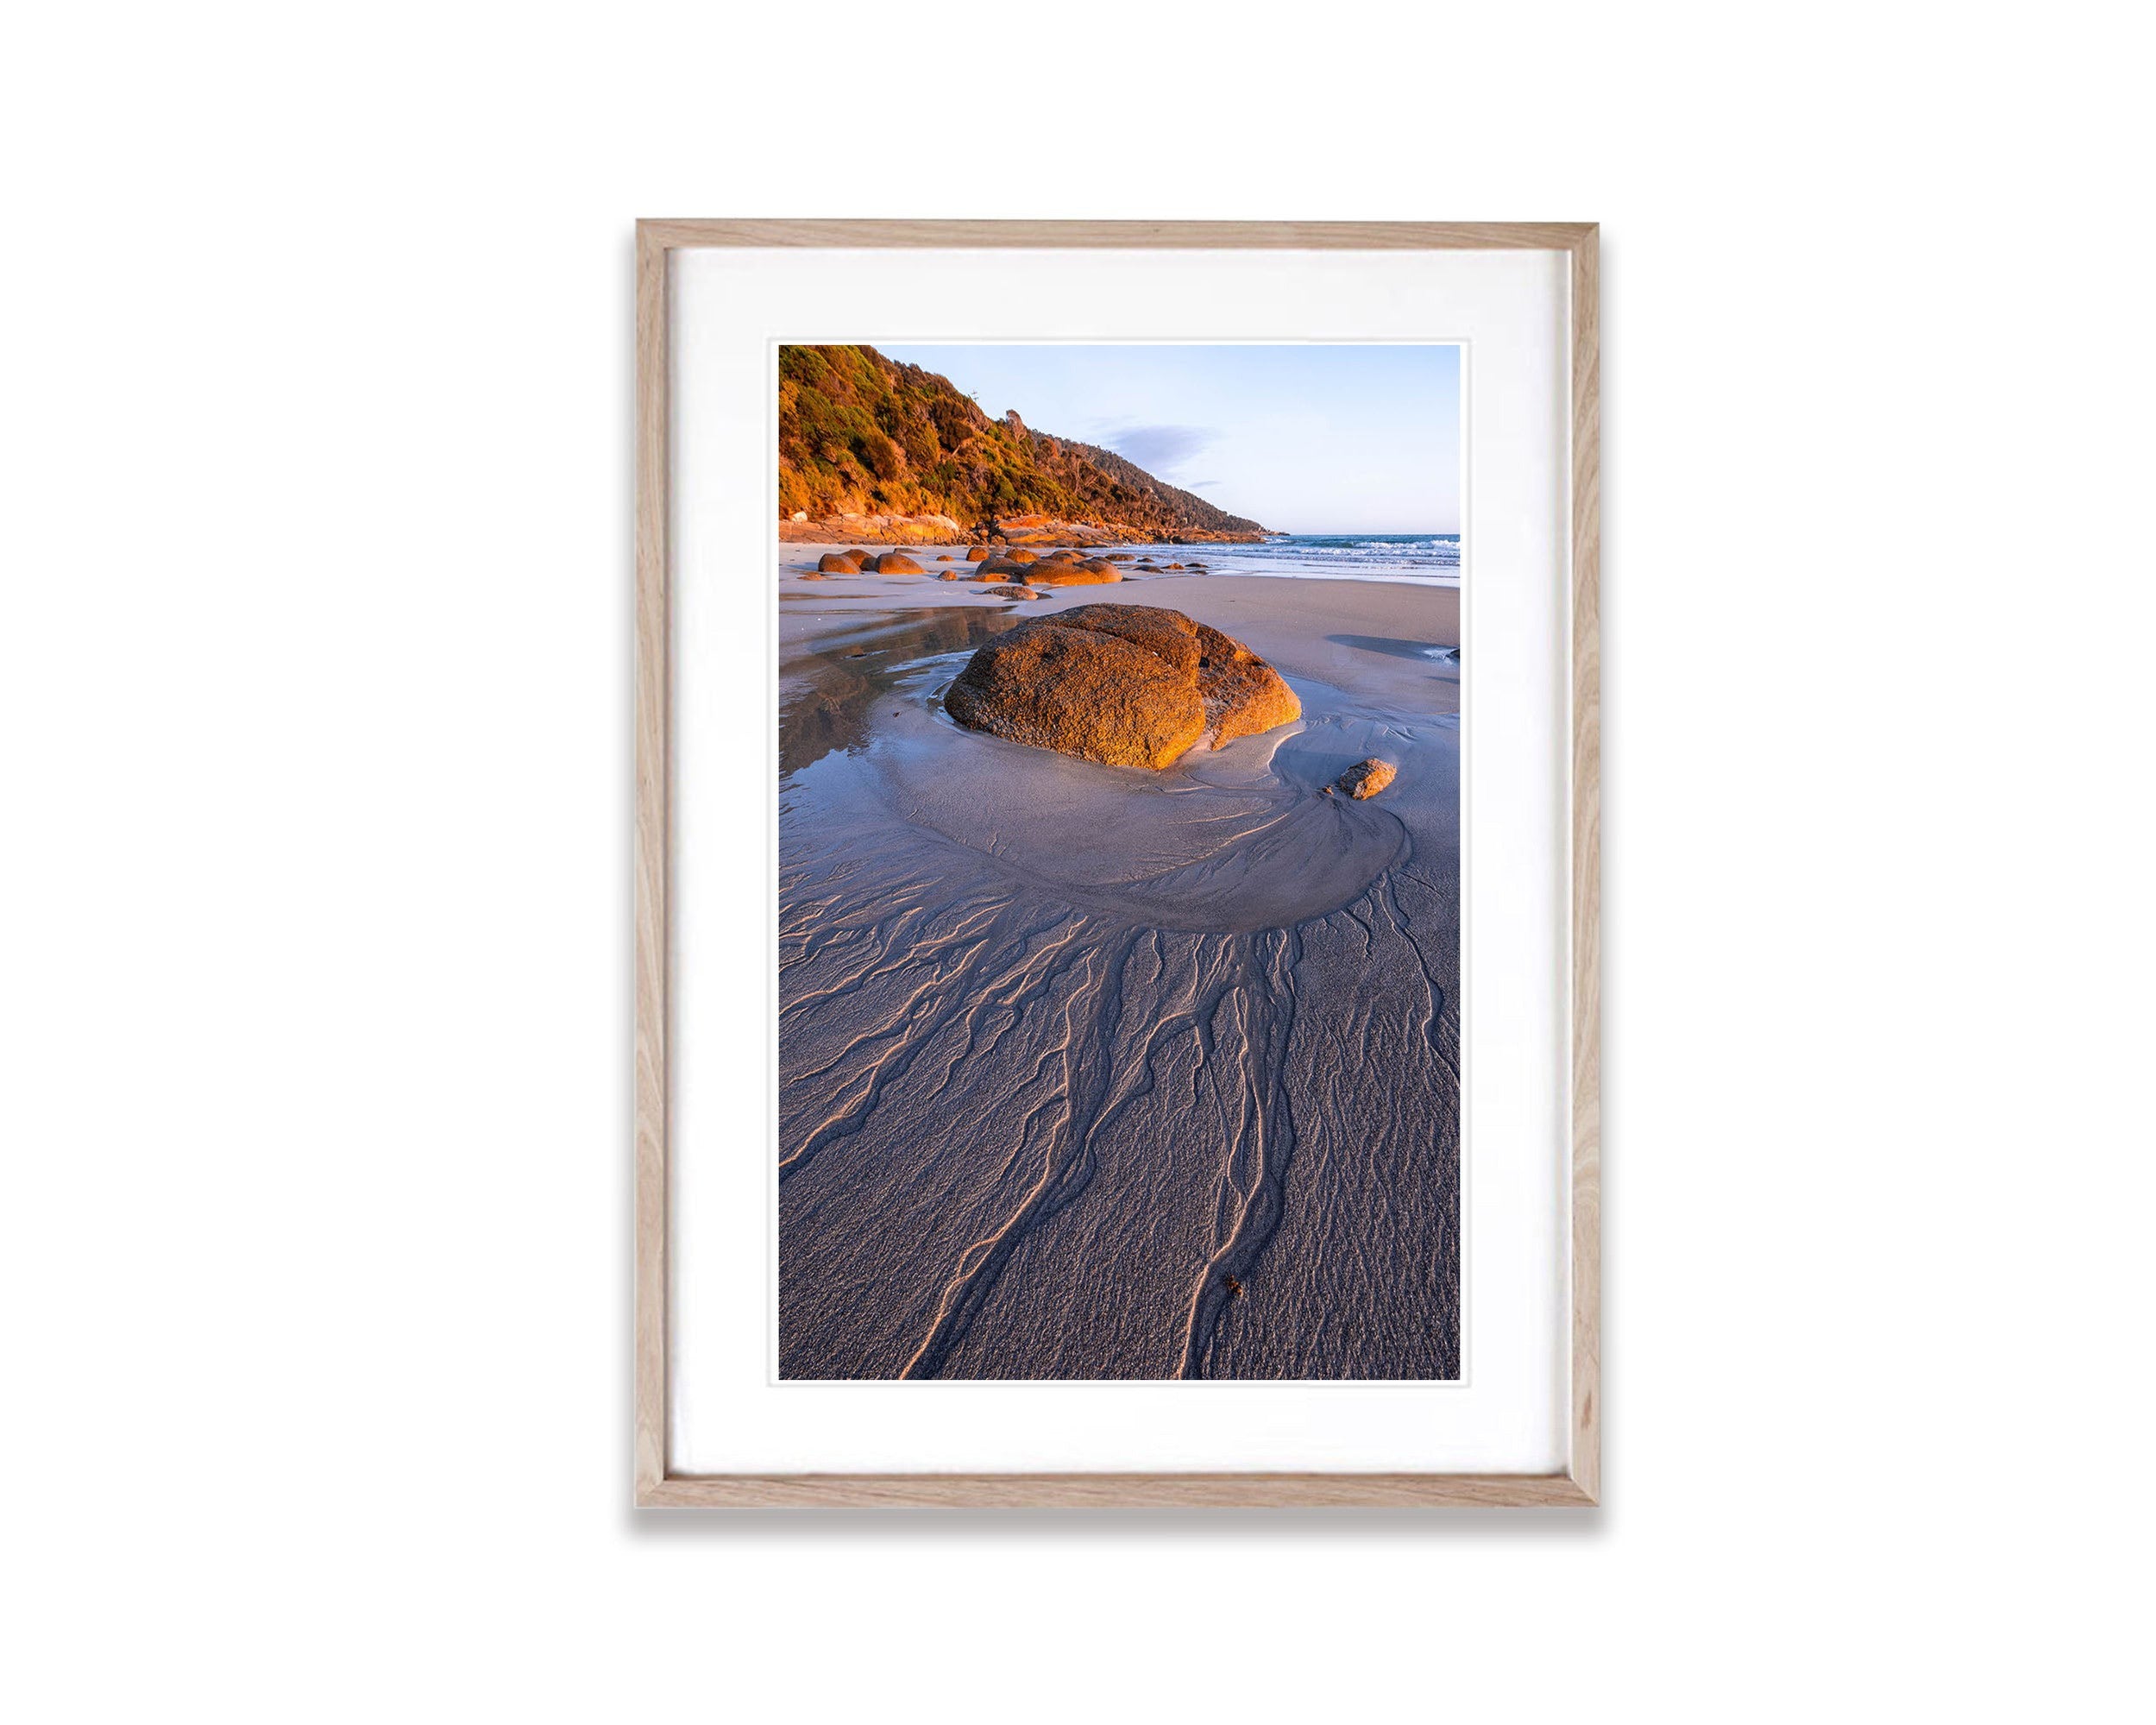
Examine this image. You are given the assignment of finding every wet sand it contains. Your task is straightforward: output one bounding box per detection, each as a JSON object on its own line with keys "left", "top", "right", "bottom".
{"left": 777, "top": 545, "right": 1460, "bottom": 1378}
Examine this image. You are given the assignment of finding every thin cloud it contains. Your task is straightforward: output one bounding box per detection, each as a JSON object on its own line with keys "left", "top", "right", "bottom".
{"left": 1097, "top": 422, "right": 1217, "bottom": 477}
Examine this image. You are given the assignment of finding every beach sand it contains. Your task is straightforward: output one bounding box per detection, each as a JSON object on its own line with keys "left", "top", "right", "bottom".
{"left": 776, "top": 545, "right": 1460, "bottom": 1378}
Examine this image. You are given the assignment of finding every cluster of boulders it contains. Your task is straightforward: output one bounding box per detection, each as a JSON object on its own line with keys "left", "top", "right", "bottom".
{"left": 945, "top": 604, "right": 1300, "bottom": 770}
{"left": 803, "top": 544, "right": 1209, "bottom": 593}
{"left": 990, "top": 515, "right": 1127, "bottom": 547}
{"left": 812, "top": 547, "right": 923, "bottom": 576}
{"left": 778, "top": 512, "right": 967, "bottom": 545}
{"left": 973, "top": 548, "right": 1122, "bottom": 587}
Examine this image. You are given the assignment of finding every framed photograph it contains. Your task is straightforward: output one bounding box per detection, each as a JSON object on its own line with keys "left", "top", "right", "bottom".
{"left": 636, "top": 221, "right": 1599, "bottom": 1506}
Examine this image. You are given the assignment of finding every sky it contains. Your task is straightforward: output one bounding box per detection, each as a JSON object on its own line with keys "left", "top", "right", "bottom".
{"left": 876, "top": 344, "right": 1460, "bottom": 536}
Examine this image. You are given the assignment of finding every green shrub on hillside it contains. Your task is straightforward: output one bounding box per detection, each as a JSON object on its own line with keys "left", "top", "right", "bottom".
{"left": 776, "top": 344, "right": 1263, "bottom": 538}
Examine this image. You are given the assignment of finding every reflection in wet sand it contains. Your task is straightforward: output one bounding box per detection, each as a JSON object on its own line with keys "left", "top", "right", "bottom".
{"left": 779, "top": 608, "right": 1023, "bottom": 778}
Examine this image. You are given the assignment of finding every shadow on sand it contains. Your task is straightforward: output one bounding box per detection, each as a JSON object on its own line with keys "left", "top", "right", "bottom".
{"left": 1325, "top": 633, "right": 1455, "bottom": 664}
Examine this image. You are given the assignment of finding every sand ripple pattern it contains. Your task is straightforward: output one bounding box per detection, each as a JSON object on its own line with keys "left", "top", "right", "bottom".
{"left": 777, "top": 714, "right": 1461, "bottom": 1380}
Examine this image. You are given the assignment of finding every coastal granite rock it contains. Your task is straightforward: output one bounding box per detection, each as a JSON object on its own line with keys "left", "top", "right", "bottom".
{"left": 945, "top": 604, "right": 1300, "bottom": 770}
{"left": 977, "top": 552, "right": 1121, "bottom": 586}
{"left": 1334, "top": 758, "right": 1398, "bottom": 799}
{"left": 777, "top": 511, "right": 967, "bottom": 545}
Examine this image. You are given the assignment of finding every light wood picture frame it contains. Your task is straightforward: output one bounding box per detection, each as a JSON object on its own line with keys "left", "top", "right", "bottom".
{"left": 635, "top": 220, "right": 1599, "bottom": 1507}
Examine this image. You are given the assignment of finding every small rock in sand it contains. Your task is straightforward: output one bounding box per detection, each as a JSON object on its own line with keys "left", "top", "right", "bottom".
{"left": 981, "top": 584, "right": 1040, "bottom": 600}
{"left": 965, "top": 545, "right": 993, "bottom": 561}
{"left": 1334, "top": 759, "right": 1398, "bottom": 800}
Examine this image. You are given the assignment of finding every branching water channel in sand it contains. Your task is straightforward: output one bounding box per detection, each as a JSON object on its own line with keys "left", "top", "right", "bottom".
{"left": 776, "top": 601, "right": 1461, "bottom": 1381}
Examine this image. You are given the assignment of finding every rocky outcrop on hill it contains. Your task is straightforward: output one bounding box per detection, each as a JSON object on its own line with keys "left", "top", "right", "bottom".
{"left": 778, "top": 513, "right": 968, "bottom": 545}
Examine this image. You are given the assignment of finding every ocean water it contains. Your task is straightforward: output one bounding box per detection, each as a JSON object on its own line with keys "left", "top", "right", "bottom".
{"left": 1128, "top": 532, "right": 1460, "bottom": 585}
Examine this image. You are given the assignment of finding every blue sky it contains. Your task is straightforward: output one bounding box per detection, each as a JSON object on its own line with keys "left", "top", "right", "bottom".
{"left": 877, "top": 344, "right": 1461, "bottom": 535}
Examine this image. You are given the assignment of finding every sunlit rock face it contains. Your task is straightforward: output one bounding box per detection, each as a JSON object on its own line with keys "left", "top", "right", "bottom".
{"left": 944, "top": 605, "right": 1300, "bottom": 771}
{"left": 1335, "top": 758, "right": 1399, "bottom": 800}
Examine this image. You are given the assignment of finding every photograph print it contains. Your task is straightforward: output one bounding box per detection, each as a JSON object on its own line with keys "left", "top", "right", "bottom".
{"left": 775, "top": 342, "right": 1462, "bottom": 1380}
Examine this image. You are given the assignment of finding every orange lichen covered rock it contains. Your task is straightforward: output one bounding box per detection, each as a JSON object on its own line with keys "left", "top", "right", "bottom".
{"left": 1028, "top": 561, "right": 1122, "bottom": 586}
{"left": 817, "top": 552, "right": 862, "bottom": 573}
{"left": 944, "top": 604, "right": 1299, "bottom": 770}
{"left": 871, "top": 551, "right": 924, "bottom": 574}
{"left": 1334, "top": 758, "right": 1398, "bottom": 800}
{"left": 1195, "top": 620, "right": 1303, "bottom": 747}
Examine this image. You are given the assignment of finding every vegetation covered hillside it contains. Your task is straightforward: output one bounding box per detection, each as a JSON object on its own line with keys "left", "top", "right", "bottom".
{"left": 777, "top": 345, "right": 1265, "bottom": 541}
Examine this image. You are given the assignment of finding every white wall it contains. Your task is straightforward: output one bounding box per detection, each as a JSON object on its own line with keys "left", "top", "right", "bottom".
{"left": 3, "top": 4, "right": 2147, "bottom": 1720}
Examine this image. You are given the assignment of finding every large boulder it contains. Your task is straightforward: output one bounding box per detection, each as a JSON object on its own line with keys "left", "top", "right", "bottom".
{"left": 871, "top": 551, "right": 924, "bottom": 574}
{"left": 944, "top": 604, "right": 1299, "bottom": 770}
{"left": 817, "top": 552, "right": 861, "bottom": 573}
{"left": 965, "top": 545, "right": 993, "bottom": 561}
